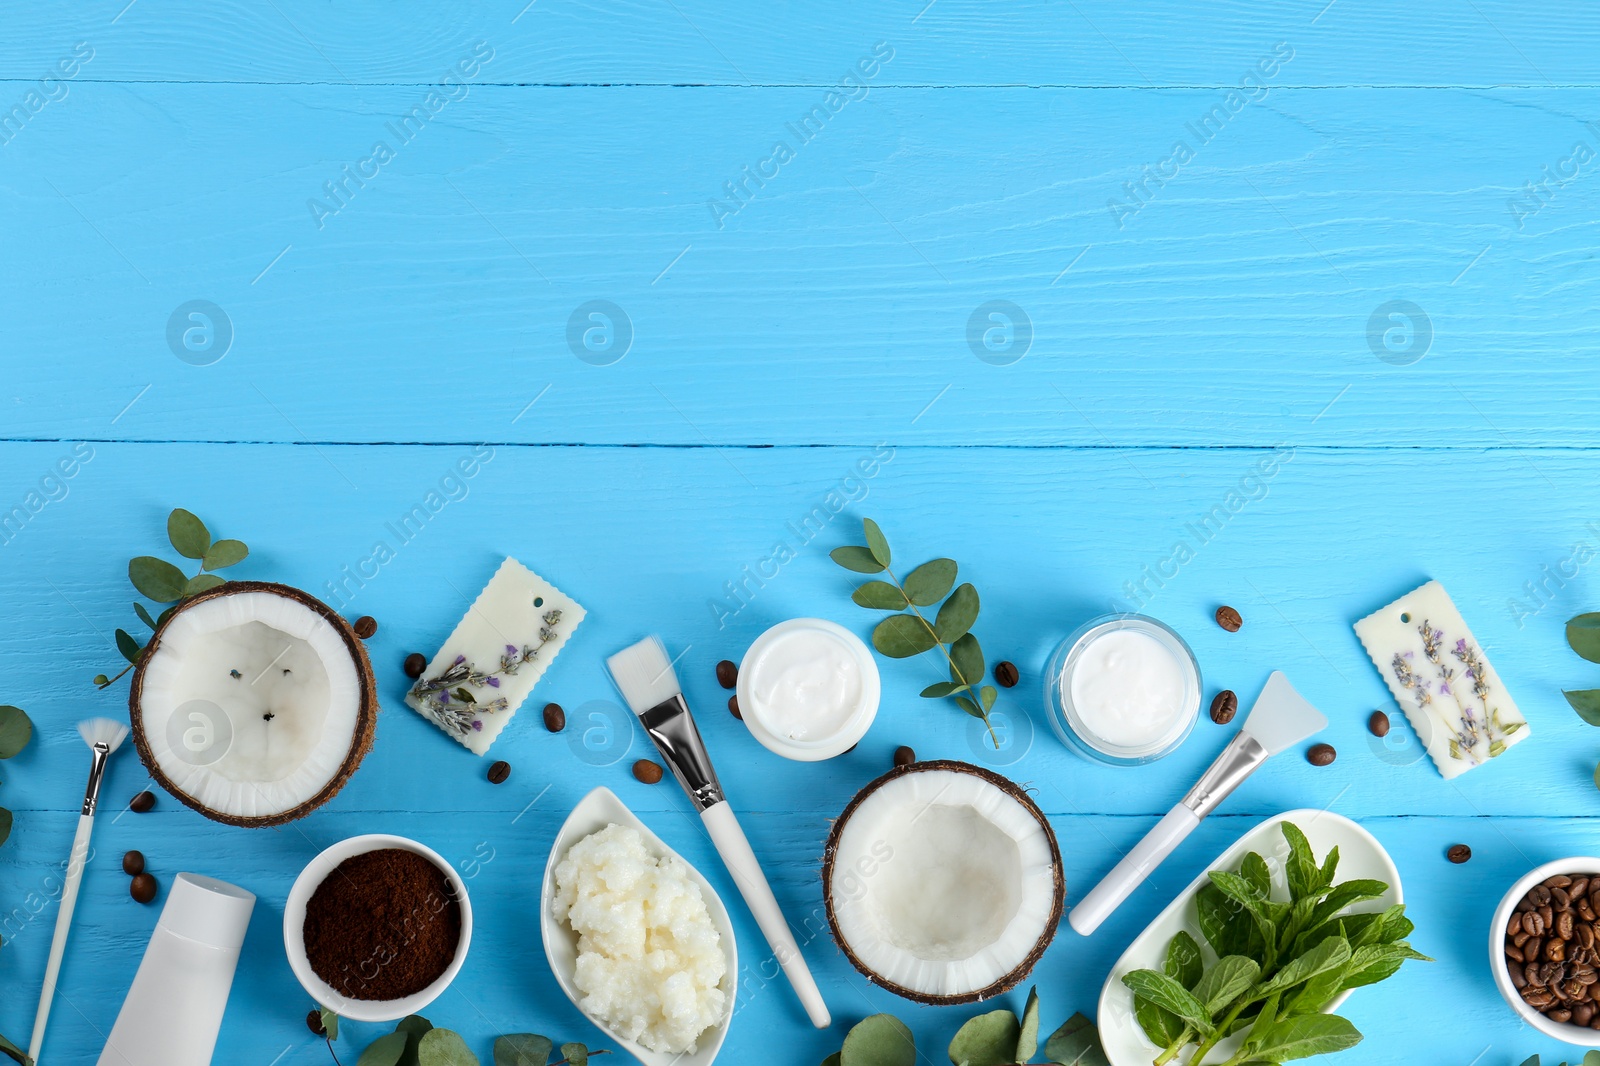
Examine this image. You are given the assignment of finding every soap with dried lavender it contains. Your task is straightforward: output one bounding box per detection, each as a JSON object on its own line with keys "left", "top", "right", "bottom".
{"left": 405, "top": 558, "right": 586, "bottom": 754}
{"left": 1353, "top": 579, "right": 1528, "bottom": 779}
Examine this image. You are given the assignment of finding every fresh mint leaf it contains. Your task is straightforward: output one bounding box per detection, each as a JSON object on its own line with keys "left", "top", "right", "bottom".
{"left": 1121, "top": 970, "right": 1214, "bottom": 1033}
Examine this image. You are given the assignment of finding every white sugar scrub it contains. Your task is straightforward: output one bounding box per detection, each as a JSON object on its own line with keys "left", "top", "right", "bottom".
{"left": 1044, "top": 615, "right": 1200, "bottom": 764}
{"left": 736, "top": 618, "right": 880, "bottom": 761}
{"left": 552, "top": 824, "right": 728, "bottom": 1055}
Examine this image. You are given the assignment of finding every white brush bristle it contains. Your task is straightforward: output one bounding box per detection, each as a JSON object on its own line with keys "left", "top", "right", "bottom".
{"left": 606, "top": 636, "right": 683, "bottom": 716}
{"left": 1241, "top": 671, "right": 1327, "bottom": 755}
{"left": 79, "top": 717, "right": 129, "bottom": 753}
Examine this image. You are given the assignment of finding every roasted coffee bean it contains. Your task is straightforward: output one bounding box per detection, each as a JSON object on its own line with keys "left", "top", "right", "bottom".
{"left": 893, "top": 745, "right": 916, "bottom": 768}
{"left": 1515, "top": 930, "right": 1532, "bottom": 948}
{"left": 1306, "top": 743, "right": 1337, "bottom": 766}
{"left": 1532, "top": 885, "right": 1554, "bottom": 906}
{"left": 1579, "top": 968, "right": 1600, "bottom": 985}
{"left": 1551, "top": 1008, "right": 1575, "bottom": 1023}
{"left": 1525, "top": 988, "right": 1555, "bottom": 1008}
{"left": 1559, "top": 912, "right": 1575, "bottom": 940}
{"left": 1447, "top": 843, "right": 1472, "bottom": 864}
{"left": 1528, "top": 963, "right": 1549, "bottom": 987}
{"left": 129, "top": 791, "right": 155, "bottom": 813}
{"left": 1508, "top": 942, "right": 1530, "bottom": 962}
{"left": 1215, "top": 605, "right": 1243, "bottom": 632}
{"left": 1367, "top": 710, "right": 1390, "bottom": 737}
{"left": 727, "top": 696, "right": 742, "bottom": 720}
{"left": 1512, "top": 965, "right": 1530, "bottom": 989}
{"left": 1526, "top": 938, "right": 1545, "bottom": 963}
{"left": 994, "top": 661, "right": 1020, "bottom": 688}
{"left": 1548, "top": 874, "right": 1575, "bottom": 889}
{"left": 1549, "top": 939, "right": 1568, "bottom": 962}
{"left": 1574, "top": 878, "right": 1592, "bottom": 899}
{"left": 1527, "top": 911, "right": 1548, "bottom": 936}
{"left": 130, "top": 872, "right": 158, "bottom": 904}
{"left": 122, "top": 850, "right": 145, "bottom": 876}
{"left": 1544, "top": 905, "right": 1557, "bottom": 930}
{"left": 1578, "top": 1003, "right": 1596, "bottom": 1027}
{"left": 404, "top": 652, "right": 427, "bottom": 679}
{"left": 307, "top": 1010, "right": 327, "bottom": 1035}
{"left": 1210, "top": 690, "right": 1239, "bottom": 725}
{"left": 543, "top": 702, "right": 566, "bottom": 732}
{"left": 1568, "top": 979, "right": 1590, "bottom": 1000}
{"left": 715, "top": 660, "right": 738, "bottom": 689}
{"left": 1509, "top": 911, "right": 1524, "bottom": 935}
{"left": 1585, "top": 899, "right": 1598, "bottom": 922}
{"left": 1555, "top": 887, "right": 1573, "bottom": 910}
{"left": 632, "top": 759, "right": 664, "bottom": 784}
{"left": 352, "top": 615, "right": 378, "bottom": 639}
{"left": 1579, "top": 924, "right": 1595, "bottom": 950}
{"left": 487, "top": 761, "right": 511, "bottom": 785}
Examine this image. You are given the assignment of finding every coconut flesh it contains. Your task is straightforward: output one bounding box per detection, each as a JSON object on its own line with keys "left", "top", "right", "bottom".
{"left": 130, "top": 583, "right": 375, "bottom": 827}
{"left": 824, "top": 761, "right": 1063, "bottom": 1003}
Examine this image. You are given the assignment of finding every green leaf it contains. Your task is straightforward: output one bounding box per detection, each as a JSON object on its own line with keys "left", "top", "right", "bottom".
{"left": 853, "top": 581, "right": 910, "bottom": 610}
{"left": 0, "top": 707, "right": 32, "bottom": 760}
{"left": 1166, "top": 930, "right": 1204, "bottom": 989}
{"left": 1569, "top": 613, "right": 1600, "bottom": 663}
{"left": 558, "top": 1044, "right": 587, "bottom": 1066}
{"left": 1281, "top": 821, "right": 1319, "bottom": 899}
{"left": 1133, "top": 996, "right": 1185, "bottom": 1051}
{"left": 1566, "top": 689, "right": 1600, "bottom": 726}
{"left": 0, "top": 1030, "right": 30, "bottom": 1066}
{"left": 1121, "top": 970, "right": 1214, "bottom": 1033}
{"left": 1197, "top": 883, "right": 1265, "bottom": 959}
{"left": 359, "top": 1033, "right": 409, "bottom": 1066}
{"left": 873, "top": 614, "right": 938, "bottom": 658}
{"left": 0, "top": 807, "right": 12, "bottom": 849}
{"left": 902, "top": 559, "right": 957, "bottom": 606}
{"left": 862, "top": 518, "right": 891, "bottom": 567}
{"left": 1241, "top": 991, "right": 1282, "bottom": 1054}
{"left": 822, "top": 1057, "right": 841, "bottom": 1066}
{"left": 134, "top": 602, "right": 159, "bottom": 632}
{"left": 934, "top": 583, "right": 980, "bottom": 643}
{"left": 454, "top": 687, "right": 477, "bottom": 704}
{"left": 129, "top": 556, "right": 188, "bottom": 603}
{"left": 1193, "top": 955, "right": 1261, "bottom": 1014}
{"left": 202, "top": 538, "right": 249, "bottom": 571}
{"left": 417, "top": 1029, "right": 478, "bottom": 1066}
{"left": 167, "top": 508, "right": 211, "bottom": 560}
{"left": 841, "top": 1014, "right": 915, "bottom": 1066}
{"left": 1318, "top": 845, "right": 1340, "bottom": 889}
{"left": 1245, "top": 1013, "right": 1362, "bottom": 1061}
{"left": 955, "top": 695, "right": 983, "bottom": 717}
{"left": 1043, "top": 1013, "right": 1109, "bottom": 1066}
{"left": 183, "top": 574, "right": 225, "bottom": 597}
{"left": 831, "top": 545, "right": 885, "bottom": 574}
{"left": 979, "top": 685, "right": 997, "bottom": 712}
{"left": 1241, "top": 851, "right": 1272, "bottom": 900}
{"left": 1015, "top": 986, "right": 1040, "bottom": 1063}
{"left": 946, "top": 1008, "right": 1019, "bottom": 1066}
{"left": 949, "top": 632, "right": 984, "bottom": 688}
{"left": 1582, "top": 1051, "right": 1600, "bottom": 1066}
{"left": 921, "top": 681, "right": 965, "bottom": 698}
{"left": 157, "top": 605, "right": 178, "bottom": 628}
{"left": 1258, "top": 936, "right": 1352, "bottom": 997}
{"left": 396, "top": 1017, "right": 435, "bottom": 1066}
{"left": 1310, "top": 880, "right": 1389, "bottom": 927}
{"left": 115, "top": 629, "right": 143, "bottom": 665}
{"left": 493, "top": 1036, "right": 552, "bottom": 1066}
{"left": 319, "top": 1009, "right": 340, "bottom": 1041}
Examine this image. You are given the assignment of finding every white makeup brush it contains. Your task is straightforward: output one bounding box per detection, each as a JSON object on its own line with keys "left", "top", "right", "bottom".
{"left": 1069, "top": 671, "right": 1326, "bottom": 936}
{"left": 607, "top": 636, "right": 831, "bottom": 1030}
{"left": 30, "top": 717, "right": 129, "bottom": 1064}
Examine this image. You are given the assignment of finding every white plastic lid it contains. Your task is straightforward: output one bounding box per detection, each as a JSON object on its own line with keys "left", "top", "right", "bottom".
{"left": 158, "top": 873, "right": 256, "bottom": 951}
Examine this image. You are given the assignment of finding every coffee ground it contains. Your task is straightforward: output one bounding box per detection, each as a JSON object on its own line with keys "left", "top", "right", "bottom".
{"left": 302, "top": 847, "right": 461, "bottom": 1000}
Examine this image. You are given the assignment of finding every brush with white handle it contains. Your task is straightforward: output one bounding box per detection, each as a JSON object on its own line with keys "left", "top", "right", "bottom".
{"left": 30, "top": 717, "right": 129, "bottom": 1065}
{"left": 607, "top": 636, "right": 831, "bottom": 1030}
{"left": 1069, "top": 671, "right": 1326, "bottom": 936}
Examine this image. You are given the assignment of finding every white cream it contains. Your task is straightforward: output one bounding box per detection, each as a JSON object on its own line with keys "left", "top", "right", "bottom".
{"left": 737, "top": 619, "right": 880, "bottom": 761}
{"left": 1068, "top": 629, "right": 1187, "bottom": 749}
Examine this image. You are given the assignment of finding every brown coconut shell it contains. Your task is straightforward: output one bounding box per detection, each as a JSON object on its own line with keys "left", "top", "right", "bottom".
{"left": 821, "top": 759, "right": 1065, "bottom": 1005}
{"left": 128, "top": 581, "right": 378, "bottom": 828}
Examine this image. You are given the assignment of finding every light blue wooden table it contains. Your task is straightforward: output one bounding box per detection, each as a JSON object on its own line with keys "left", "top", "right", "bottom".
{"left": 4, "top": 3, "right": 1600, "bottom": 1063}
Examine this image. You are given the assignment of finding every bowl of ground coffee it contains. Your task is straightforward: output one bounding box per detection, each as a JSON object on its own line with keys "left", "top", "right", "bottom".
{"left": 284, "top": 834, "right": 472, "bottom": 1022}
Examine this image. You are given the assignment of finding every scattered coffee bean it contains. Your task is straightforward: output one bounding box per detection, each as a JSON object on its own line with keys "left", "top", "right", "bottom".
{"left": 1209, "top": 690, "right": 1238, "bottom": 725}
{"left": 1368, "top": 710, "right": 1390, "bottom": 737}
{"left": 1306, "top": 743, "right": 1337, "bottom": 766}
{"left": 122, "top": 850, "right": 145, "bottom": 876}
{"left": 130, "top": 872, "right": 158, "bottom": 904}
{"left": 307, "top": 1009, "right": 327, "bottom": 1036}
{"left": 893, "top": 745, "right": 916, "bottom": 768}
{"left": 353, "top": 615, "right": 378, "bottom": 639}
{"left": 727, "top": 695, "right": 742, "bottom": 720}
{"left": 129, "top": 791, "right": 155, "bottom": 813}
{"left": 1447, "top": 844, "right": 1472, "bottom": 864}
{"left": 543, "top": 702, "right": 566, "bottom": 732}
{"left": 403, "top": 652, "right": 427, "bottom": 679}
{"left": 1215, "top": 605, "right": 1243, "bottom": 632}
{"left": 715, "top": 660, "right": 738, "bottom": 689}
{"left": 633, "top": 759, "right": 664, "bottom": 785}
{"left": 487, "top": 761, "right": 511, "bottom": 785}
{"left": 994, "top": 661, "right": 1020, "bottom": 688}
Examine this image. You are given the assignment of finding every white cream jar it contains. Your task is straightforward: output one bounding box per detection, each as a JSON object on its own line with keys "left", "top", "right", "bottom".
{"left": 736, "top": 618, "right": 880, "bottom": 761}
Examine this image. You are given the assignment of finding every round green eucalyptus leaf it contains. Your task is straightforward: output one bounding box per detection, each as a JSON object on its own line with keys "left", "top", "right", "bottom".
{"left": 841, "top": 1014, "right": 915, "bottom": 1066}
{"left": 862, "top": 518, "right": 891, "bottom": 567}
{"left": 202, "top": 538, "right": 249, "bottom": 572}
{"left": 494, "top": 1034, "right": 553, "bottom": 1066}
{"left": 417, "top": 1029, "right": 478, "bottom": 1066}
{"left": 558, "top": 1044, "right": 587, "bottom": 1066}
{"left": 853, "top": 581, "right": 909, "bottom": 610}
{"left": 979, "top": 685, "right": 997, "bottom": 713}
{"left": 0, "top": 706, "right": 33, "bottom": 759}
{"left": 115, "top": 628, "right": 143, "bottom": 665}
{"left": 1015, "top": 986, "right": 1041, "bottom": 1062}
{"left": 947, "top": 1008, "right": 1020, "bottom": 1066}
{"left": 0, "top": 807, "right": 13, "bottom": 849}
{"left": 167, "top": 508, "right": 211, "bottom": 560}
{"left": 183, "top": 573, "right": 226, "bottom": 597}
{"left": 831, "top": 546, "right": 885, "bottom": 574}
{"left": 949, "top": 632, "right": 985, "bottom": 688}
{"left": 129, "top": 556, "right": 188, "bottom": 603}
{"left": 1566, "top": 690, "right": 1600, "bottom": 726}
{"left": 359, "top": 1032, "right": 408, "bottom": 1066}
{"left": 934, "top": 583, "right": 979, "bottom": 643}
{"left": 318, "top": 1009, "right": 340, "bottom": 1041}
{"left": 1570, "top": 613, "right": 1600, "bottom": 663}
{"left": 902, "top": 558, "right": 957, "bottom": 606}
{"left": 134, "top": 602, "right": 159, "bottom": 632}
{"left": 873, "top": 614, "right": 938, "bottom": 658}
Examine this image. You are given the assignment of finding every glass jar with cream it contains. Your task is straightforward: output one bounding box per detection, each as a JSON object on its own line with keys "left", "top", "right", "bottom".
{"left": 1043, "top": 614, "right": 1200, "bottom": 765}
{"left": 736, "top": 618, "right": 880, "bottom": 761}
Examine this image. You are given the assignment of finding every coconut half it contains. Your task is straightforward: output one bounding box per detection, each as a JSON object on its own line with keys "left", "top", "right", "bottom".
{"left": 129, "top": 581, "right": 377, "bottom": 827}
{"left": 822, "top": 760, "right": 1063, "bottom": 1004}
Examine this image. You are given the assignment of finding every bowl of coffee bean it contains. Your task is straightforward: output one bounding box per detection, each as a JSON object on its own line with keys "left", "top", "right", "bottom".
{"left": 1492, "top": 857, "right": 1600, "bottom": 1043}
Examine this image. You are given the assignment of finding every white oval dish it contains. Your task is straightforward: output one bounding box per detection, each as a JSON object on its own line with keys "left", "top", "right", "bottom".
{"left": 1488, "top": 856, "right": 1600, "bottom": 1044}
{"left": 284, "top": 834, "right": 472, "bottom": 1023}
{"left": 540, "top": 786, "right": 737, "bottom": 1066}
{"left": 1097, "top": 810, "right": 1402, "bottom": 1066}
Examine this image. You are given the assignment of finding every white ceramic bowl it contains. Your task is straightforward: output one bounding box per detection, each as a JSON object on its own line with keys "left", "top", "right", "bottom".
{"left": 283, "top": 833, "right": 472, "bottom": 1023}
{"left": 1489, "top": 856, "right": 1600, "bottom": 1044}
{"left": 540, "top": 786, "right": 736, "bottom": 1066}
{"left": 1098, "top": 810, "right": 1401, "bottom": 1066}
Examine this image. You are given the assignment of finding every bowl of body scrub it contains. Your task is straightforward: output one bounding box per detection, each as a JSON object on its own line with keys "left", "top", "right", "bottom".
{"left": 736, "top": 618, "right": 880, "bottom": 761}
{"left": 1043, "top": 613, "right": 1200, "bottom": 765}
{"left": 283, "top": 834, "right": 471, "bottom": 1023}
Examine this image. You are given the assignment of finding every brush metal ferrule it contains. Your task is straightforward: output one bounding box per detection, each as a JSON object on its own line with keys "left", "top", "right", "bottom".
{"left": 1180, "top": 731, "right": 1269, "bottom": 820}
{"left": 639, "top": 694, "right": 725, "bottom": 812}
{"left": 82, "top": 742, "right": 112, "bottom": 816}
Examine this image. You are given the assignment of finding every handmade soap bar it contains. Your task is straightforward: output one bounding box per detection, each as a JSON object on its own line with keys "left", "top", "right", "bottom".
{"left": 405, "top": 558, "right": 585, "bottom": 754}
{"left": 1353, "top": 580, "right": 1528, "bottom": 779}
